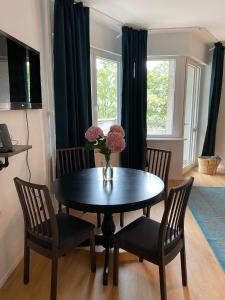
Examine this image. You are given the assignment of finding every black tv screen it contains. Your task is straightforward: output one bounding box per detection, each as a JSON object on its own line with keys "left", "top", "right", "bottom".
{"left": 0, "top": 30, "right": 42, "bottom": 110}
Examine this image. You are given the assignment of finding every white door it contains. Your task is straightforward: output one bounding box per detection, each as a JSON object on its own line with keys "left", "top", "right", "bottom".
{"left": 183, "top": 60, "right": 201, "bottom": 168}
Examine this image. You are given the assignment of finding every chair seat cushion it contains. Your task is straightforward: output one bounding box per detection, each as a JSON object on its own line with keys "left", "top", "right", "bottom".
{"left": 57, "top": 213, "right": 94, "bottom": 248}
{"left": 115, "top": 216, "right": 161, "bottom": 259}
{"left": 28, "top": 213, "right": 94, "bottom": 250}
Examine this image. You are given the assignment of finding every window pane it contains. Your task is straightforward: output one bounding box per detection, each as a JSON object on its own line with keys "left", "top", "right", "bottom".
{"left": 96, "top": 57, "right": 118, "bottom": 134}
{"left": 147, "top": 60, "right": 175, "bottom": 135}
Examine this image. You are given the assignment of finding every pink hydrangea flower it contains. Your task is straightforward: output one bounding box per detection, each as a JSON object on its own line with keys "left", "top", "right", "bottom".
{"left": 85, "top": 126, "right": 104, "bottom": 142}
{"left": 110, "top": 125, "right": 125, "bottom": 137}
{"left": 106, "top": 132, "right": 125, "bottom": 153}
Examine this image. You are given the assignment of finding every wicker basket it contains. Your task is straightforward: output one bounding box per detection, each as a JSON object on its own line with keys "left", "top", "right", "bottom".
{"left": 198, "top": 156, "right": 221, "bottom": 175}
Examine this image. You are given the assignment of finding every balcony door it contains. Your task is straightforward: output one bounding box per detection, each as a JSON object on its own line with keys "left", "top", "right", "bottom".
{"left": 183, "top": 59, "right": 201, "bottom": 168}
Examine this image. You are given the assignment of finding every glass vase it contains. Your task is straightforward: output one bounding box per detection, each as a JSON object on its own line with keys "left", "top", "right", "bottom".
{"left": 103, "top": 158, "right": 113, "bottom": 181}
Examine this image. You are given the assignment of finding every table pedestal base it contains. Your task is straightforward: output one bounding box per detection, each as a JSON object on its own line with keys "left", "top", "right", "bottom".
{"left": 101, "top": 213, "right": 116, "bottom": 285}
{"left": 79, "top": 213, "right": 116, "bottom": 285}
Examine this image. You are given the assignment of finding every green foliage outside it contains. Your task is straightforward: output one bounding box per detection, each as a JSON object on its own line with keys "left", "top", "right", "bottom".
{"left": 96, "top": 58, "right": 170, "bottom": 132}
{"left": 147, "top": 61, "right": 169, "bottom": 131}
{"left": 97, "top": 58, "right": 117, "bottom": 120}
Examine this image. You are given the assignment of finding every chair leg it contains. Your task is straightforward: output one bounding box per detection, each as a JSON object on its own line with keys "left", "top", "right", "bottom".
{"left": 58, "top": 203, "right": 62, "bottom": 213}
{"left": 90, "top": 229, "right": 96, "bottom": 272}
{"left": 113, "top": 244, "right": 119, "bottom": 285}
{"left": 66, "top": 206, "right": 69, "bottom": 214}
{"left": 24, "top": 242, "right": 30, "bottom": 284}
{"left": 97, "top": 213, "right": 101, "bottom": 228}
{"left": 180, "top": 247, "right": 187, "bottom": 286}
{"left": 159, "top": 263, "right": 167, "bottom": 300}
{"left": 50, "top": 257, "right": 58, "bottom": 300}
{"left": 120, "top": 213, "right": 124, "bottom": 227}
{"left": 143, "top": 207, "right": 147, "bottom": 215}
{"left": 146, "top": 206, "right": 151, "bottom": 218}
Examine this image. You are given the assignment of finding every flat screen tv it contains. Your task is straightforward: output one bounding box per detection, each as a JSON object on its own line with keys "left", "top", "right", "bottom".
{"left": 0, "top": 30, "right": 42, "bottom": 110}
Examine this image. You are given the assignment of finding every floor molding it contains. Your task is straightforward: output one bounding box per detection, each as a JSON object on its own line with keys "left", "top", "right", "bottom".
{"left": 169, "top": 176, "right": 184, "bottom": 181}
{"left": 0, "top": 252, "right": 23, "bottom": 288}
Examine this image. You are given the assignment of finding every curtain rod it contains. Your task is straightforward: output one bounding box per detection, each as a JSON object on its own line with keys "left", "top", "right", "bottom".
{"left": 73, "top": 1, "right": 124, "bottom": 25}
{"left": 90, "top": 6, "right": 124, "bottom": 26}
{"left": 88, "top": 5, "right": 215, "bottom": 38}
{"left": 90, "top": 5, "right": 202, "bottom": 33}
{"left": 73, "top": 1, "right": 202, "bottom": 32}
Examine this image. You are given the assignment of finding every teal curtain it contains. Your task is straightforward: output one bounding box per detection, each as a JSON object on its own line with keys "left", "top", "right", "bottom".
{"left": 202, "top": 42, "right": 225, "bottom": 156}
{"left": 54, "top": 0, "right": 94, "bottom": 166}
{"left": 121, "top": 26, "right": 148, "bottom": 170}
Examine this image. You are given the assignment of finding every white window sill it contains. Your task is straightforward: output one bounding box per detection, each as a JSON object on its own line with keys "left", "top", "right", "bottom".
{"left": 147, "top": 137, "right": 184, "bottom": 141}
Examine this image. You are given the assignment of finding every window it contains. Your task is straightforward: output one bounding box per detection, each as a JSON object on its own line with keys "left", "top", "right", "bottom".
{"left": 147, "top": 59, "right": 176, "bottom": 136}
{"left": 183, "top": 60, "right": 201, "bottom": 168}
{"left": 91, "top": 49, "right": 121, "bottom": 134}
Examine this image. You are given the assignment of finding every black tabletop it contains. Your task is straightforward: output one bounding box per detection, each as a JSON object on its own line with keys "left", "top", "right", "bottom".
{"left": 54, "top": 167, "right": 164, "bottom": 214}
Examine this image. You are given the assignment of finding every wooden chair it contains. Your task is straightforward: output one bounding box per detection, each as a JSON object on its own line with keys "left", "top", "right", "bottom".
{"left": 119, "top": 147, "right": 172, "bottom": 227}
{"left": 144, "top": 147, "right": 172, "bottom": 217}
{"left": 113, "top": 177, "right": 194, "bottom": 300}
{"left": 14, "top": 177, "right": 96, "bottom": 300}
{"left": 56, "top": 147, "right": 101, "bottom": 227}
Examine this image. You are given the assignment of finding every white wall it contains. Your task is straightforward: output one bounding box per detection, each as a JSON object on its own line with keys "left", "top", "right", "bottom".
{"left": 0, "top": 0, "right": 52, "bottom": 287}
{"left": 147, "top": 139, "right": 184, "bottom": 179}
{"left": 148, "top": 31, "right": 208, "bottom": 64}
{"left": 90, "top": 21, "right": 210, "bottom": 65}
{"left": 90, "top": 19, "right": 121, "bottom": 55}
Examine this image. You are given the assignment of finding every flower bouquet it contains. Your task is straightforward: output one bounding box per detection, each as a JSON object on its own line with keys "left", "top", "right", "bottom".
{"left": 85, "top": 125, "right": 126, "bottom": 181}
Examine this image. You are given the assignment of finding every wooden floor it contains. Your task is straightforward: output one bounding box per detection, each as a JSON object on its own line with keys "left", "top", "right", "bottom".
{"left": 1, "top": 168, "right": 225, "bottom": 300}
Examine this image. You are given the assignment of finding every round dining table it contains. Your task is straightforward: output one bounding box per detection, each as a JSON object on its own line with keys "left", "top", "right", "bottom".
{"left": 54, "top": 167, "right": 164, "bottom": 285}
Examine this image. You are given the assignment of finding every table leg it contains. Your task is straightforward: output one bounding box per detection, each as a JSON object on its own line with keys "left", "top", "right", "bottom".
{"left": 103, "top": 242, "right": 110, "bottom": 285}
{"left": 101, "top": 213, "right": 116, "bottom": 285}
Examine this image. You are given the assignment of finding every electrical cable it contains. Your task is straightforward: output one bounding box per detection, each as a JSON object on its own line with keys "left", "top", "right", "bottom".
{"left": 25, "top": 109, "right": 31, "bottom": 182}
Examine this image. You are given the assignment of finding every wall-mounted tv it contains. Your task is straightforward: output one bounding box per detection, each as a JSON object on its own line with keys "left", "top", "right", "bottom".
{"left": 0, "top": 30, "right": 42, "bottom": 110}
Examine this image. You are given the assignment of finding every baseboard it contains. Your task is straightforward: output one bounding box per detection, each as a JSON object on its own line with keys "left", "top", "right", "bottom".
{"left": 183, "top": 163, "right": 197, "bottom": 175}
{"left": 169, "top": 176, "right": 184, "bottom": 181}
{"left": 218, "top": 166, "right": 225, "bottom": 171}
{"left": 0, "top": 252, "right": 23, "bottom": 288}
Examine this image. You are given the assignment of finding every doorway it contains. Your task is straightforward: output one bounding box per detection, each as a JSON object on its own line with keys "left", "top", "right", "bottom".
{"left": 183, "top": 59, "right": 201, "bottom": 168}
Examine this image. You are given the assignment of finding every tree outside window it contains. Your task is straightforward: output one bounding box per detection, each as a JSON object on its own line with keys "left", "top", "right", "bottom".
{"left": 147, "top": 60, "right": 175, "bottom": 135}
{"left": 96, "top": 57, "right": 118, "bottom": 133}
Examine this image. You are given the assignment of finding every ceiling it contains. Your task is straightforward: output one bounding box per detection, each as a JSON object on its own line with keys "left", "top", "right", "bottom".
{"left": 87, "top": 0, "right": 225, "bottom": 41}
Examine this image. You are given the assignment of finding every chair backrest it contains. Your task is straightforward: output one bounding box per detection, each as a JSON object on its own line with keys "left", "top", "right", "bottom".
{"left": 14, "top": 177, "right": 58, "bottom": 248}
{"left": 159, "top": 176, "right": 194, "bottom": 251}
{"left": 56, "top": 147, "right": 87, "bottom": 178}
{"left": 146, "top": 147, "right": 171, "bottom": 192}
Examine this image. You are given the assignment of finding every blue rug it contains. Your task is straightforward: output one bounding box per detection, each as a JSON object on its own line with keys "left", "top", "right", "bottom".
{"left": 189, "top": 187, "right": 225, "bottom": 272}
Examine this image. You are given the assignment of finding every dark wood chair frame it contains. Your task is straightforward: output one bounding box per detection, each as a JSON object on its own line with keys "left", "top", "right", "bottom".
{"left": 114, "top": 177, "right": 194, "bottom": 300}
{"left": 14, "top": 177, "right": 96, "bottom": 300}
{"left": 144, "top": 147, "right": 172, "bottom": 216}
{"left": 56, "top": 147, "right": 101, "bottom": 227}
{"left": 120, "top": 147, "right": 172, "bottom": 227}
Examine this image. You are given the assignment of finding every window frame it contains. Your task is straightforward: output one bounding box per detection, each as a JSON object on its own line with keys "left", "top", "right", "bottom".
{"left": 90, "top": 48, "right": 122, "bottom": 129}
{"left": 182, "top": 57, "right": 201, "bottom": 171}
{"left": 146, "top": 56, "right": 183, "bottom": 139}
